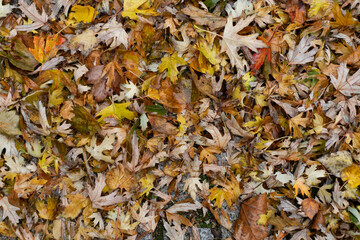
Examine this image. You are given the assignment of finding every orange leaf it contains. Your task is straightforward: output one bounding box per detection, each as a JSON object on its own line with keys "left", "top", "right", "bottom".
{"left": 301, "top": 198, "right": 319, "bottom": 220}
{"left": 331, "top": 3, "right": 357, "bottom": 28}
{"left": 293, "top": 178, "right": 311, "bottom": 197}
{"left": 29, "top": 35, "right": 65, "bottom": 63}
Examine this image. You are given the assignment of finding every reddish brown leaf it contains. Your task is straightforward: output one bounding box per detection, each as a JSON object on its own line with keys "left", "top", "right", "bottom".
{"left": 233, "top": 194, "right": 268, "bottom": 240}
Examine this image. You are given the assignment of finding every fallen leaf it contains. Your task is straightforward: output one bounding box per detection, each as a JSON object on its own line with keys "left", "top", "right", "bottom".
{"left": 181, "top": 5, "right": 226, "bottom": 30}
{"left": 302, "top": 198, "right": 319, "bottom": 220}
{"left": 341, "top": 164, "right": 360, "bottom": 188}
{"left": 233, "top": 194, "right": 268, "bottom": 240}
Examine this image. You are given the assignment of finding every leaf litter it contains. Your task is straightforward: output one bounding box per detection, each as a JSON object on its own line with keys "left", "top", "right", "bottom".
{"left": 0, "top": 0, "right": 360, "bottom": 239}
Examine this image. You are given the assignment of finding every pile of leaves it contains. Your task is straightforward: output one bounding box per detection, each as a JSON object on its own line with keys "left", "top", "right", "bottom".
{"left": 1, "top": 0, "right": 360, "bottom": 239}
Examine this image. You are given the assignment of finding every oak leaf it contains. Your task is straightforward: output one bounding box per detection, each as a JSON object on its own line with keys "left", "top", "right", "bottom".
{"left": 0, "top": 197, "right": 21, "bottom": 224}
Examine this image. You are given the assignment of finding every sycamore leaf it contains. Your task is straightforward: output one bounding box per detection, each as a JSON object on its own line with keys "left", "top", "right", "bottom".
{"left": 341, "top": 164, "right": 360, "bottom": 188}
{"left": 158, "top": 53, "right": 187, "bottom": 83}
{"left": 221, "top": 14, "right": 267, "bottom": 70}
{"left": 96, "top": 103, "right": 135, "bottom": 123}
{"left": 0, "top": 110, "right": 21, "bottom": 136}
{"left": 330, "top": 63, "right": 360, "bottom": 96}
{"left": 0, "top": 0, "right": 13, "bottom": 18}
{"left": 163, "top": 220, "right": 186, "bottom": 240}
{"left": 85, "top": 134, "right": 115, "bottom": 163}
{"left": 287, "top": 36, "right": 318, "bottom": 65}
{"left": 97, "top": 18, "right": 129, "bottom": 49}
{"left": 183, "top": 177, "right": 203, "bottom": 200}
{"left": 209, "top": 173, "right": 242, "bottom": 208}
{"left": 87, "top": 174, "right": 125, "bottom": 208}
{"left": 331, "top": 2, "right": 357, "bottom": 27}
{"left": 68, "top": 5, "right": 98, "bottom": 24}
{"left": 50, "top": 0, "right": 75, "bottom": 19}
{"left": 122, "top": 0, "right": 157, "bottom": 20}
{"left": 205, "top": 125, "right": 231, "bottom": 150}
{"left": 0, "top": 197, "right": 21, "bottom": 224}
{"left": 167, "top": 201, "right": 202, "bottom": 214}
{"left": 16, "top": 0, "right": 48, "bottom": 31}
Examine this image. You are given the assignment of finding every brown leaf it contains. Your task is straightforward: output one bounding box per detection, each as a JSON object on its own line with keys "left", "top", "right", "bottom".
{"left": 301, "top": 198, "right": 319, "bottom": 220}
{"left": 148, "top": 115, "right": 179, "bottom": 135}
{"left": 233, "top": 194, "right": 268, "bottom": 240}
{"left": 181, "top": 5, "right": 226, "bottom": 30}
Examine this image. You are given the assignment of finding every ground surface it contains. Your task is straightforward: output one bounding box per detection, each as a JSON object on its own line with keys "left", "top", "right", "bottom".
{"left": 0, "top": 0, "right": 360, "bottom": 239}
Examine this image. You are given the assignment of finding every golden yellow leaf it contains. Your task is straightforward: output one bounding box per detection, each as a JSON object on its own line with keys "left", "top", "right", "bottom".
{"left": 331, "top": 3, "right": 357, "bottom": 27}
{"left": 68, "top": 5, "right": 98, "bottom": 25}
{"left": 35, "top": 197, "right": 58, "bottom": 220}
{"left": 122, "top": 0, "right": 157, "bottom": 20}
{"left": 139, "top": 174, "right": 156, "bottom": 196}
{"left": 96, "top": 103, "right": 135, "bottom": 123}
{"left": 159, "top": 53, "right": 187, "bottom": 83}
{"left": 341, "top": 164, "right": 360, "bottom": 188}
{"left": 63, "top": 194, "right": 90, "bottom": 219}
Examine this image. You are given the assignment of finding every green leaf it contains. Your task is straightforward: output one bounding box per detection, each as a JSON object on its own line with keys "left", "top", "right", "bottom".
{"left": 146, "top": 104, "right": 167, "bottom": 115}
{"left": 348, "top": 207, "right": 360, "bottom": 230}
{"left": 203, "top": 0, "right": 221, "bottom": 9}
{"left": 70, "top": 105, "right": 100, "bottom": 136}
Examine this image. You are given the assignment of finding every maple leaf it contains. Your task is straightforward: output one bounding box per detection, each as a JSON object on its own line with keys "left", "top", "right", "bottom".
{"left": 330, "top": 62, "right": 360, "bottom": 96}
{"left": 331, "top": 2, "right": 357, "bottom": 28}
{"left": 85, "top": 134, "right": 116, "bottom": 163}
{"left": 221, "top": 14, "right": 267, "bottom": 70}
{"left": 121, "top": 82, "right": 140, "bottom": 99}
{"left": 289, "top": 113, "right": 309, "bottom": 139}
{"left": 49, "top": 0, "right": 75, "bottom": 19}
{"left": 293, "top": 177, "right": 311, "bottom": 197}
{"left": 209, "top": 173, "right": 242, "bottom": 208}
{"left": 139, "top": 174, "right": 156, "bottom": 196}
{"left": 122, "top": 0, "right": 157, "bottom": 20}
{"left": 29, "top": 35, "right": 65, "bottom": 63}
{"left": 87, "top": 174, "right": 125, "bottom": 208}
{"left": 97, "top": 18, "right": 129, "bottom": 49}
{"left": 287, "top": 36, "right": 318, "bottom": 65}
{"left": 159, "top": 53, "right": 187, "bottom": 83}
{"left": 0, "top": 197, "right": 21, "bottom": 225}
{"left": 15, "top": 0, "right": 48, "bottom": 31}
{"left": 96, "top": 102, "right": 135, "bottom": 123}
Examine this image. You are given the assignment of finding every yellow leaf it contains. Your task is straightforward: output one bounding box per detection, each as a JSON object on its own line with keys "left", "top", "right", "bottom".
{"left": 293, "top": 178, "right": 311, "bottom": 197}
{"left": 289, "top": 113, "right": 309, "bottom": 139}
{"left": 49, "top": 88, "right": 64, "bottom": 107}
{"left": 341, "top": 164, "right": 360, "bottom": 188}
{"left": 139, "top": 174, "right": 156, "bottom": 196}
{"left": 243, "top": 116, "right": 263, "bottom": 128}
{"left": 242, "top": 72, "right": 256, "bottom": 91}
{"left": 209, "top": 187, "right": 226, "bottom": 208}
{"left": 197, "top": 38, "right": 220, "bottom": 65}
{"left": 257, "top": 210, "right": 275, "bottom": 225}
{"left": 159, "top": 53, "right": 187, "bottom": 83}
{"left": 331, "top": 3, "right": 357, "bottom": 27}
{"left": 308, "top": 0, "right": 331, "bottom": 18}
{"left": 35, "top": 197, "right": 58, "bottom": 220}
{"left": 96, "top": 103, "right": 135, "bottom": 123}
{"left": 122, "top": 0, "right": 158, "bottom": 20}
{"left": 68, "top": 5, "right": 98, "bottom": 25}
{"left": 63, "top": 194, "right": 90, "bottom": 219}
